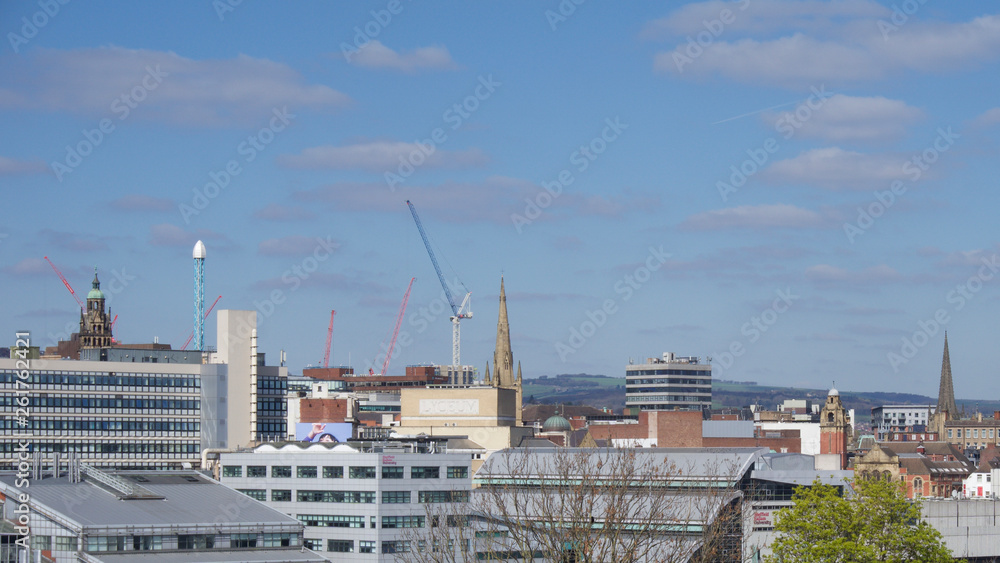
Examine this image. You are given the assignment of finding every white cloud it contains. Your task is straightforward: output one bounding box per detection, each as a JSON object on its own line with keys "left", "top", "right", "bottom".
{"left": 763, "top": 94, "right": 923, "bottom": 142}
{"left": 805, "top": 263, "right": 901, "bottom": 283}
{"left": 0, "top": 156, "right": 48, "bottom": 175}
{"left": 278, "top": 142, "right": 488, "bottom": 172}
{"left": 0, "top": 47, "right": 349, "bottom": 126}
{"left": 763, "top": 147, "right": 909, "bottom": 190}
{"left": 971, "top": 107, "right": 1000, "bottom": 128}
{"left": 654, "top": 13, "right": 1000, "bottom": 88}
{"left": 348, "top": 41, "right": 458, "bottom": 73}
{"left": 643, "top": 0, "right": 887, "bottom": 38}
{"left": 680, "top": 203, "right": 825, "bottom": 230}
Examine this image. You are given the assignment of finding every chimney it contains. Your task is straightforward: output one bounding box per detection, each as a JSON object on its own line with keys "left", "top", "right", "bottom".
{"left": 917, "top": 441, "right": 926, "bottom": 455}
{"left": 994, "top": 411, "right": 1000, "bottom": 420}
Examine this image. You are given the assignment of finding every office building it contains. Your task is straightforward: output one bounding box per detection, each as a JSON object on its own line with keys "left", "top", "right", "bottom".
{"left": 625, "top": 352, "right": 712, "bottom": 412}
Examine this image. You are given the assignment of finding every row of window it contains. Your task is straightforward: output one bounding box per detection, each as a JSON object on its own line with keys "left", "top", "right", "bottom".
{"left": 948, "top": 428, "right": 997, "bottom": 439}
{"left": 625, "top": 369, "right": 710, "bottom": 376}
{"left": 223, "top": 464, "right": 469, "bottom": 480}
{"left": 625, "top": 387, "right": 711, "bottom": 395}
{"left": 0, "top": 442, "right": 199, "bottom": 454}
{"left": 625, "top": 378, "right": 711, "bottom": 386}
{"left": 0, "top": 370, "right": 200, "bottom": 388}
{"left": 237, "top": 489, "right": 469, "bottom": 504}
{"left": 297, "top": 514, "right": 468, "bottom": 529}
{"left": 80, "top": 533, "right": 297, "bottom": 552}
{"left": 625, "top": 396, "right": 709, "bottom": 404}
{"left": 0, "top": 396, "right": 199, "bottom": 410}
{"left": 0, "top": 418, "right": 199, "bottom": 433}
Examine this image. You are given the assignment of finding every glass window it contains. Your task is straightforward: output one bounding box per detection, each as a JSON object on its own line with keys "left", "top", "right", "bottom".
{"left": 132, "top": 536, "right": 163, "bottom": 551}
{"left": 957, "top": 429, "right": 962, "bottom": 438}
{"left": 382, "top": 466, "right": 404, "bottom": 479}
{"left": 382, "top": 490, "right": 411, "bottom": 504}
{"left": 360, "top": 541, "right": 376, "bottom": 553}
{"left": 350, "top": 466, "right": 376, "bottom": 479}
{"left": 297, "top": 466, "right": 318, "bottom": 478}
{"left": 221, "top": 465, "right": 242, "bottom": 478}
{"left": 236, "top": 489, "right": 266, "bottom": 501}
{"left": 447, "top": 466, "right": 468, "bottom": 479}
{"left": 328, "top": 540, "right": 354, "bottom": 553}
{"left": 55, "top": 537, "right": 76, "bottom": 551}
{"left": 262, "top": 533, "right": 295, "bottom": 547}
{"left": 31, "top": 536, "right": 51, "bottom": 550}
{"left": 178, "top": 535, "right": 214, "bottom": 550}
{"left": 974, "top": 429, "right": 980, "bottom": 439}
{"left": 419, "top": 490, "right": 469, "bottom": 503}
{"left": 411, "top": 466, "right": 440, "bottom": 479}
{"left": 382, "top": 515, "right": 425, "bottom": 528}
{"left": 948, "top": 429, "right": 953, "bottom": 438}
{"left": 247, "top": 465, "right": 266, "bottom": 477}
{"left": 382, "top": 540, "right": 411, "bottom": 554}
{"left": 297, "top": 514, "right": 364, "bottom": 528}
{"left": 271, "top": 489, "right": 291, "bottom": 502}
{"left": 271, "top": 465, "right": 291, "bottom": 478}
{"left": 323, "top": 466, "right": 343, "bottom": 478}
{"left": 230, "top": 534, "right": 257, "bottom": 548}
{"left": 303, "top": 539, "right": 322, "bottom": 551}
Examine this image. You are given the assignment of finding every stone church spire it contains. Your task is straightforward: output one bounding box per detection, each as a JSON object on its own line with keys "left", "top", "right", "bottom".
{"left": 937, "top": 333, "right": 958, "bottom": 418}
{"left": 492, "top": 277, "right": 514, "bottom": 388}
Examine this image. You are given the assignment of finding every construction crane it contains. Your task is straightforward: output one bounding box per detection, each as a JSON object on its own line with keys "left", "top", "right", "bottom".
{"left": 43, "top": 256, "right": 84, "bottom": 310}
{"left": 180, "top": 295, "right": 222, "bottom": 350}
{"left": 322, "top": 310, "right": 336, "bottom": 368}
{"left": 370, "top": 277, "right": 415, "bottom": 376}
{"left": 405, "top": 200, "right": 472, "bottom": 373}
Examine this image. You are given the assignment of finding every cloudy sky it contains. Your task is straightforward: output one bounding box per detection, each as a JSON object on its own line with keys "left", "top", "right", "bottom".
{"left": 2, "top": 1, "right": 1000, "bottom": 398}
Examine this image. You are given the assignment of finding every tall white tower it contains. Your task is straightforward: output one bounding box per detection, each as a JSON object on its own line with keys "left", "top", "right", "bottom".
{"left": 193, "top": 240, "right": 206, "bottom": 351}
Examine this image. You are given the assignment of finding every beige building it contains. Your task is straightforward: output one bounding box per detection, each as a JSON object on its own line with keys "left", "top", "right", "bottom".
{"left": 398, "top": 278, "right": 532, "bottom": 465}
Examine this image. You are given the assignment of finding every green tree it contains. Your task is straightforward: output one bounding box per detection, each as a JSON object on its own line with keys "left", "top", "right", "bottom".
{"left": 766, "top": 477, "right": 959, "bottom": 563}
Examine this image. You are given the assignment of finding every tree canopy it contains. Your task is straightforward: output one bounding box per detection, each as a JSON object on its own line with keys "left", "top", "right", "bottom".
{"left": 766, "top": 477, "right": 959, "bottom": 563}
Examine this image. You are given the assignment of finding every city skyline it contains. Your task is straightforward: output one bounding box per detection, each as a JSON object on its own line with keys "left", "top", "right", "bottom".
{"left": 2, "top": 2, "right": 1000, "bottom": 397}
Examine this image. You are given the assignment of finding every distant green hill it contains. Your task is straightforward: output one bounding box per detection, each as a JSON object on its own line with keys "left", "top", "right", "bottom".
{"left": 525, "top": 374, "right": 1000, "bottom": 424}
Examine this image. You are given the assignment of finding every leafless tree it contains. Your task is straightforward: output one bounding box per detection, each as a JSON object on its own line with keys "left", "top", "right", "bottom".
{"left": 395, "top": 447, "right": 755, "bottom": 563}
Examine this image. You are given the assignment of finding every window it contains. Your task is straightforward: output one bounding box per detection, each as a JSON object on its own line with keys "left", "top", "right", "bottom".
{"left": 132, "top": 536, "right": 163, "bottom": 551}
{"left": 382, "top": 466, "right": 404, "bottom": 479}
{"left": 948, "top": 429, "right": 953, "bottom": 438}
{"left": 230, "top": 534, "right": 257, "bottom": 548}
{"left": 55, "top": 537, "right": 76, "bottom": 551}
{"left": 411, "top": 466, "right": 440, "bottom": 479}
{"left": 297, "top": 514, "right": 365, "bottom": 528}
{"left": 957, "top": 429, "right": 962, "bottom": 438}
{"left": 382, "top": 515, "right": 425, "bottom": 528}
{"left": 297, "top": 466, "right": 318, "bottom": 478}
{"left": 247, "top": 465, "right": 266, "bottom": 477}
{"left": 323, "top": 466, "right": 343, "bottom": 478}
{"left": 237, "top": 489, "right": 266, "bottom": 501}
{"left": 383, "top": 490, "right": 411, "bottom": 503}
{"left": 271, "top": 465, "right": 291, "bottom": 478}
{"left": 271, "top": 489, "right": 291, "bottom": 502}
{"left": 419, "top": 490, "right": 469, "bottom": 503}
{"left": 360, "top": 541, "right": 376, "bottom": 553}
{"left": 178, "top": 535, "right": 214, "bottom": 550}
{"left": 913, "top": 478, "right": 923, "bottom": 499}
{"left": 296, "top": 490, "right": 375, "bottom": 503}
{"left": 350, "top": 466, "right": 376, "bottom": 479}
{"left": 447, "top": 466, "right": 469, "bottom": 479}
{"left": 31, "top": 536, "right": 51, "bottom": 550}
{"left": 382, "top": 540, "right": 411, "bottom": 554}
{"left": 328, "top": 540, "right": 354, "bottom": 553}
{"left": 974, "top": 429, "right": 980, "bottom": 439}
{"left": 221, "top": 465, "right": 242, "bottom": 478}
{"left": 262, "top": 533, "right": 296, "bottom": 547}
{"left": 86, "top": 536, "right": 125, "bottom": 552}
{"left": 303, "top": 539, "right": 322, "bottom": 551}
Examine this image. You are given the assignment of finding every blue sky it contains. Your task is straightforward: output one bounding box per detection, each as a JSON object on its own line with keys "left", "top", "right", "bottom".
{"left": 3, "top": 1, "right": 1000, "bottom": 399}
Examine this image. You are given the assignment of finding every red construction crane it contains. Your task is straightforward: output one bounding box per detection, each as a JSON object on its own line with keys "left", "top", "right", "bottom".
{"left": 322, "top": 310, "right": 336, "bottom": 368}
{"left": 377, "top": 278, "right": 415, "bottom": 377}
{"left": 181, "top": 295, "right": 222, "bottom": 350}
{"left": 43, "top": 256, "right": 84, "bottom": 310}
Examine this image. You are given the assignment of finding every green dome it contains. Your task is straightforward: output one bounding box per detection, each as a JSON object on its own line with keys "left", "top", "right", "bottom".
{"left": 88, "top": 269, "right": 104, "bottom": 299}
{"left": 542, "top": 415, "right": 572, "bottom": 433}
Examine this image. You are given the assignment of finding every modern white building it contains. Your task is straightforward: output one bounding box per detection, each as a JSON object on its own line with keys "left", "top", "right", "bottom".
{"left": 625, "top": 352, "right": 712, "bottom": 412}
{"left": 871, "top": 405, "right": 936, "bottom": 441}
{"left": 218, "top": 439, "right": 472, "bottom": 561}
{"left": 0, "top": 309, "right": 286, "bottom": 469}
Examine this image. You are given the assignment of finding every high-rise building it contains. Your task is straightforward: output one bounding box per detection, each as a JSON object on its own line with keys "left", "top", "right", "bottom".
{"left": 624, "top": 352, "right": 712, "bottom": 412}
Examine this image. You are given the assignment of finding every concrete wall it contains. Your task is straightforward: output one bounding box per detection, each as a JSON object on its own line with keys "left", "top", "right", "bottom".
{"left": 922, "top": 499, "right": 1000, "bottom": 559}
{"left": 216, "top": 309, "right": 255, "bottom": 447}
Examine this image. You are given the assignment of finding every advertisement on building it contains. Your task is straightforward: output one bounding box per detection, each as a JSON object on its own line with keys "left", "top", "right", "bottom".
{"left": 295, "top": 422, "right": 352, "bottom": 443}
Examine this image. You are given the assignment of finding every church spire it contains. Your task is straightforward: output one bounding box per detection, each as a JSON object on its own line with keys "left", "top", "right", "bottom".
{"left": 937, "top": 333, "right": 958, "bottom": 418}
{"left": 493, "top": 277, "right": 514, "bottom": 388}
